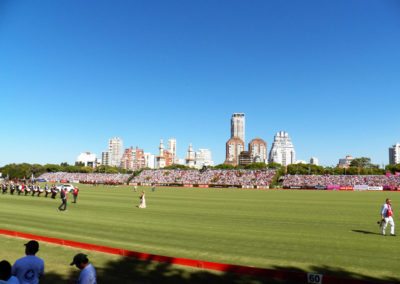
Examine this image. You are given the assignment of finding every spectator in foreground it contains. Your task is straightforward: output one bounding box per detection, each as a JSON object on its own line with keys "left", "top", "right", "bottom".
{"left": 12, "top": 240, "right": 44, "bottom": 284}
{"left": 70, "top": 253, "right": 97, "bottom": 284}
{"left": 0, "top": 260, "right": 19, "bottom": 283}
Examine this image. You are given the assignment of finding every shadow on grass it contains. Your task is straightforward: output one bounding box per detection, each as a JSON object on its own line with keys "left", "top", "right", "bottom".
{"left": 352, "top": 229, "right": 382, "bottom": 235}
{"left": 40, "top": 256, "right": 400, "bottom": 284}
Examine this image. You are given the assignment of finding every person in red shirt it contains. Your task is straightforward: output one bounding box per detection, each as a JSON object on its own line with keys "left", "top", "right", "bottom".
{"left": 72, "top": 187, "right": 79, "bottom": 203}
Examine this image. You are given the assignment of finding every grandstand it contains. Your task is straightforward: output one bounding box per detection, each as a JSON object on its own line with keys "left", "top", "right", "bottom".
{"left": 282, "top": 174, "right": 400, "bottom": 190}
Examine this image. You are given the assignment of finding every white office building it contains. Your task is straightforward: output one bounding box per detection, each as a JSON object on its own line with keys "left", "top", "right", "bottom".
{"left": 268, "top": 131, "right": 296, "bottom": 166}
{"left": 389, "top": 143, "right": 400, "bottom": 165}
{"left": 195, "top": 149, "right": 214, "bottom": 169}
{"left": 108, "top": 137, "right": 123, "bottom": 167}
{"left": 76, "top": 152, "right": 97, "bottom": 168}
{"left": 144, "top": 153, "right": 156, "bottom": 169}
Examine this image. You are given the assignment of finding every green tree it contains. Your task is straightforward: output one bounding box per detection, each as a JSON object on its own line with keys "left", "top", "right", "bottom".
{"left": 213, "top": 164, "right": 237, "bottom": 170}
{"left": 244, "top": 163, "right": 268, "bottom": 170}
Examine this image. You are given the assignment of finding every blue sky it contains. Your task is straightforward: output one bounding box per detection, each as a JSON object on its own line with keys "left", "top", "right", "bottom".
{"left": 0, "top": 0, "right": 399, "bottom": 167}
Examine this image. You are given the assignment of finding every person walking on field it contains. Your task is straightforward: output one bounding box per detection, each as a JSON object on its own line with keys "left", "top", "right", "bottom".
{"left": 70, "top": 253, "right": 97, "bottom": 284}
{"left": 58, "top": 188, "right": 67, "bottom": 211}
{"left": 381, "top": 198, "right": 395, "bottom": 236}
{"left": 12, "top": 240, "right": 44, "bottom": 284}
{"left": 72, "top": 187, "right": 79, "bottom": 203}
{"left": 138, "top": 191, "right": 146, "bottom": 208}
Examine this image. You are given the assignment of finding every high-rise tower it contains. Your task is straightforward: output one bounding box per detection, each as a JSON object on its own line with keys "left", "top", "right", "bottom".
{"left": 108, "top": 137, "right": 123, "bottom": 167}
{"left": 268, "top": 131, "right": 296, "bottom": 166}
{"left": 231, "top": 113, "right": 245, "bottom": 143}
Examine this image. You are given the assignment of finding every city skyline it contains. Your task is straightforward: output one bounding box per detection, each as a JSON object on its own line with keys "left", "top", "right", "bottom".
{"left": 1, "top": 1, "right": 399, "bottom": 167}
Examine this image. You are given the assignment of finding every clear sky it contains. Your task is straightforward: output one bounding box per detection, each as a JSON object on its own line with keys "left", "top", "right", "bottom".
{"left": 0, "top": 0, "right": 399, "bottom": 167}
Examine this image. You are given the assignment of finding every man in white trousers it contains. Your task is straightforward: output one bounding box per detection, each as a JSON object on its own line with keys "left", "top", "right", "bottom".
{"left": 381, "top": 198, "right": 395, "bottom": 236}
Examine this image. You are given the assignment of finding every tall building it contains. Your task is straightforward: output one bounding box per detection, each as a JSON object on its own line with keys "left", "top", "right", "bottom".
{"left": 389, "top": 143, "right": 400, "bottom": 165}
{"left": 133, "top": 147, "right": 146, "bottom": 170}
{"left": 168, "top": 138, "right": 177, "bottom": 164}
{"left": 225, "top": 137, "right": 245, "bottom": 166}
{"left": 231, "top": 113, "right": 245, "bottom": 143}
{"left": 121, "top": 147, "right": 146, "bottom": 170}
{"left": 108, "top": 137, "right": 123, "bottom": 167}
{"left": 249, "top": 138, "right": 267, "bottom": 163}
{"left": 225, "top": 113, "right": 245, "bottom": 166}
{"left": 101, "top": 151, "right": 109, "bottom": 166}
{"left": 268, "top": 131, "right": 296, "bottom": 166}
{"left": 185, "top": 143, "right": 196, "bottom": 168}
{"left": 156, "top": 139, "right": 174, "bottom": 169}
{"left": 156, "top": 139, "right": 166, "bottom": 169}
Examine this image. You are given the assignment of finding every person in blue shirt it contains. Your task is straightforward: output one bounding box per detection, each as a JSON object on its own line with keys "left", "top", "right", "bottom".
{"left": 70, "top": 253, "right": 97, "bottom": 284}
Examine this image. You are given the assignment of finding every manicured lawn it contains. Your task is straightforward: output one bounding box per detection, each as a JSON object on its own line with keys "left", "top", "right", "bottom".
{"left": 0, "top": 185, "right": 399, "bottom": 283}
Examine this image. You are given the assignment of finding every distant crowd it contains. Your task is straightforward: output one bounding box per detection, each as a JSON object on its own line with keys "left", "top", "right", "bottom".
{"left": 282, "top": 174, "right": 400, "bottom": 189}
{"left": 132, "top": 169, "right": 277, "bottom": 187}
{"left": 21, "top": 170, "right": 400, "bottom": 189}
{"left": 38, "top": 172, "right": 130, "bottom": 185}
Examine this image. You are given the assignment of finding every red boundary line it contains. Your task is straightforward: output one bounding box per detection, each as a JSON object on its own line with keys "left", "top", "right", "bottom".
{"left": 0, "top": 228, "right": 383, "bottom": 284}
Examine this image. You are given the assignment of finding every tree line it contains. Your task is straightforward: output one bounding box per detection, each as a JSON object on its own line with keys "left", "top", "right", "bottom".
{"left": 1, "top": 157, "right": 398, "bottom": 180}
{"left": 0, "top": 163, "right": 132, "bottom": 180}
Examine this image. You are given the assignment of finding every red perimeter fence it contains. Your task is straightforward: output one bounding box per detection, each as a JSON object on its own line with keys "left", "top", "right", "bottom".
{"left": 0, "top": 228, "right": 387, "bottom": 284}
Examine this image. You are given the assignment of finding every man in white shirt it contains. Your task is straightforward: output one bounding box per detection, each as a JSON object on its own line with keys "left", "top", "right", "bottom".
{"left": 12, "top": 240, "right": 44, "bottom": 284}
{"left": 70, "top": 253, "right": 97, "bottom": 284}
{"left": 381, "top": 198, "right": 395, "bottom": 236}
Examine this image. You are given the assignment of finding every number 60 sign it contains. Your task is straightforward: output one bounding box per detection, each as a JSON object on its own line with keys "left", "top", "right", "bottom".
{"left": 307, "top": 272, "right": 323, "bottom": 284}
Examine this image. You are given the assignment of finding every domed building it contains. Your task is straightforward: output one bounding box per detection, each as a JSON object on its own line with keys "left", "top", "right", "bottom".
{"left": 248, "top": 138, "right": 267, "bottom": 163}
{"left": 225, "top": 137, "right": 245, "bottom": 166}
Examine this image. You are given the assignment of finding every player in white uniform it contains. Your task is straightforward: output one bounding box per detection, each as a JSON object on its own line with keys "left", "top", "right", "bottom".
{"left": 381, "top": 198, "right": 395, "bottom": 236}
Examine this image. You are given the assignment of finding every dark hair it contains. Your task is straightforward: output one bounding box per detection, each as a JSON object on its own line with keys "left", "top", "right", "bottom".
{"left": 25, "top": 240, "right": 39, "bottom": 255}
{"left": 0, "top": 260, "right": 12, "bottom": 281}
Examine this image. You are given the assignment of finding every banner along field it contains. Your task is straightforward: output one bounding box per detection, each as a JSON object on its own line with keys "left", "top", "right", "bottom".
{"left": 0, "top": 185, "right": 398, "bottom": 282}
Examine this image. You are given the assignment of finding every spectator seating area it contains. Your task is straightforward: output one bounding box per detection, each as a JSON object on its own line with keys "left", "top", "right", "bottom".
{"left": 38, "top": 172, "right": 131, "bottom": 185}
{"left": 282, "top": 174, "right": 400, "bottom": 189}
{"left": 132, "top": 169, "right": 276, "bottom": 188}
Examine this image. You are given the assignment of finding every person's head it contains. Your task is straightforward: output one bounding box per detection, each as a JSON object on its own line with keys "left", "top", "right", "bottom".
{"left": 25, "top": 240, "right": 39, "bottom": 255}
{"left": 0, "top": 260, "right": 12, "bottom": 281}
{"left": 386, "top": 198, "right": 391, "bottom": 205}
{"left": 70, "top": 253, "right": 89, "bottom": 270}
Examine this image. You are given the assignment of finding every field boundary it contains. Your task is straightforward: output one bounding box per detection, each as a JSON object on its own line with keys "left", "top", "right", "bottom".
{"left": 0, "top": 228, "right": 384, "bottom": 284}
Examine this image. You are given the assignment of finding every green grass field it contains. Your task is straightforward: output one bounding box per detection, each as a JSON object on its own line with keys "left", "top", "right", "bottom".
{"left": 0, "top": 185, "right": 399, "bottom": 283}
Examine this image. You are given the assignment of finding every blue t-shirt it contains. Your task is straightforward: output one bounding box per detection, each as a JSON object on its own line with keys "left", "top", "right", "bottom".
{"left": 77, "top": 264, "right": 96, "bottom": 284}
{"left": 12, "top": 255, "right": 44, "bottom": 284}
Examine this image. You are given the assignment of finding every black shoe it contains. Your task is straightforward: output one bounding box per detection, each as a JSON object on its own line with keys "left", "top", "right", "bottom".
{"left": 391, "top": 234, "right": 396, "bottom": 236}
